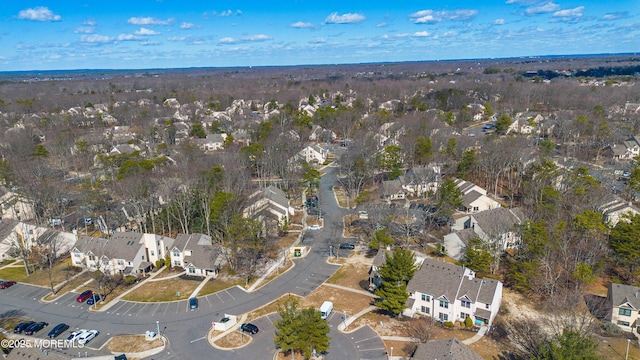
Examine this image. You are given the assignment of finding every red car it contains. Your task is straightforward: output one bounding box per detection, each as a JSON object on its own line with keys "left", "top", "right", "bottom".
{"left": 76, "top": 290, "right": 93, "bottom": 302}
{"left": 0, "top": 281, "right": 16, "bottom": 289}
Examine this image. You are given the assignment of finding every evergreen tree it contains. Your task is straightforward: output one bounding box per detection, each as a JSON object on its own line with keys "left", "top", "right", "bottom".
{"left": 435, "top": 178, "right": 463, "bottom": 217}
{"left": 535, "top": 329, "right": 600, "bottom": 360}
{"left": 414, "top": 136, "right": 433, "bottom": 165}
{"left": 459, "top": 238, "right": 493, "bottom": 277}
{"left": 274, "top": 297, "right": 331, "bottom": 359}
{"left": 190, "top": 122, "right": 207, "bottom": 138}
{"left": 274, "top": 297, "right": 300, "bottom": 356}
{"left": 295, "top": 307, "right": 331, "bottom": 358}
{"left": 374, "top": 248, "right": 418, "bottom": 316}
{"left": 610, "top": 213, "right": 640, "bottom": 276}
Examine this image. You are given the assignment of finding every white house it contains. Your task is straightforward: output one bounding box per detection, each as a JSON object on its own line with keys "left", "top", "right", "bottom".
{"left": 169, "top": 233, "right": 225, "bottom": 277}
{"left": 71, "top": 232, "right": 174, "bottom": 276}
{"left": 0, "top": 187, "right": 36, "bottom": 221}
{"left": 195, "top": 133, "right": 227, "bottom": 151}
{"left": 400, "top": 165, "right": 441, "bottom": 197}
{"left": 608, "top": 282, "right": 640, "bottom": 333}
{"left": 405, "top": 258, "right": 503, "bottom": 326}
{"left": 452, "top": 207, "right": 526, "bottom": 251}
{"left": 297, "top": 144, "right": 328, "bottom": 164}
{"left": 453, "top": 178, "right": 501, "bottom": 213}
{"left": 243, "top": 186, "right": 295, "bottom": 236}
{"left": 598, "top": 197, "right": 640, "bottom": 226}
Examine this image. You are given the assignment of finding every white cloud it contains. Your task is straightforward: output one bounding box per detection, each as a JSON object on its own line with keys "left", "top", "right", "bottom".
{"left": 494, "top": 18, "right": 505, "bottom": 25}
{"left": 219, "top": 37, "right": 236, "bottom": 43}
{"left": 168, "top": 36, "right": 188, "bottom": 41}
{"left": 80, "top": 34, "right": 112, "bottom": 43}
{"left": 135, "top": 27, "right": 160, "bottom": 35}
{"left": 180, "top": 22, "right": 197, "bottom": 29}
{"left": 219, "top": 34, "right": 272, "bottom": 44}
{"left": 75, "top": 26, "right": 95, "bottom": 34}
{"left": 552, "top": 6, "right": 584, "bottom": 21}
{"left": 602, "top": 12, "right": 629, "bottom": 21}
{"left": 242, "top": 34, "right": 271, "bottom": 41}
{"left": 409, "top": 9, "right": 478, "bottom": 24}
{"left": 525, "top": 2, "right": 560, "bottom": 15}
{"left": 376, "top": 22, "right": 388, "bottom": 28}
{"left": 324, "top": 12, "right": 366, "bottom": 24}
{"left": 220, "top": 10, "right": 233, "bottom": 17}
{"left": 309, "top": 38, "right": 326, "bottom": 44}
{"left": 291, "top": 21, "right": 314, "bottom": 29}
{"left": 413, "top": 31, "right": 430, "bottom": 37}
{"left": 84, "top": 19, "right": 96, "bottom": 26}
{"left": 442, "top": 31, "right": 458, "bottom": 37}
{"left": 17, "top": 7, "right": 61, "bottom": 22}
{"left": 117, "top": 34, "right": 139, "bottom": 41}
{"left": 127, "top": 17, "right": 173, "bottom": 25}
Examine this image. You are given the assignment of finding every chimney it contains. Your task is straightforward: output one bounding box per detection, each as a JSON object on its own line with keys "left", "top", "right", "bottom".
{"left": 635, "top": 292, "right": 638, "bottom": 298}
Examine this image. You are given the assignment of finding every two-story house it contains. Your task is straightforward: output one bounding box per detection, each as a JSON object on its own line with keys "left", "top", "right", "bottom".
{"left": 405, "top": 258, "right": 503, "bottom": 326}
{"left": 453, "top": 179, "right": 501, "bottom": 213}
{"left": 608, "top": 282, "right": 640, "bottom": 333}
{"left": 243, "top": 185, "right": 295, "bottom": 237}
{"left": 71, "top": 232, "right": 174, "bottom": 276}
{"left": 298, "top": 144, "right": 328, "bottom": 164}
{"left": 169, "top": 233, "right": 224, "bottom": 277}
{"left": 451, "top": 207, "right": 526, "bottom": 251}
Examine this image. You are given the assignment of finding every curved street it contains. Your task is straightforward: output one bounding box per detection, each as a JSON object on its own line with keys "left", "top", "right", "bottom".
{"left": 0, "top": 163, "right": 388, "bottom": 360}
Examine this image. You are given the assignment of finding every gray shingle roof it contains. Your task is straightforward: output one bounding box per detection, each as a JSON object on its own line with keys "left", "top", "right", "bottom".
{"left": 477, "top": 278, "right": 501, "bottom": 304}
{"left": 407, "top": 258, "right": 466, "bottom": 302}
{"left": 411, "top": 338, "right": 483, "bottom": 360}
{"left": 173, "top": 233, "right": 221, "bottom": 270}
{"left": 609, "top": 283, "right": 640, "bottom": 309}
{"left": 471, "top": 207, "right": 525, "bottom": 234}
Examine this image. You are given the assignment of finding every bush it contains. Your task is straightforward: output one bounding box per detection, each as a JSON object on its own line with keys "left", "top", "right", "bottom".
{"left": 443, "top": 321, "right": 455, "bottom": 328}
{"left": 155, "top": 259, "right": 165, "bottom": 268}
{"left": 124, "top": 275, "right": 138, "bottom": 286}
{"left": 464, "top": 317, "right": 473, "bottom": 328}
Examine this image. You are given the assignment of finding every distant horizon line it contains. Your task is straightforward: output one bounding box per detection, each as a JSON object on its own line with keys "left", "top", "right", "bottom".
{"left": 1, "top": 52, "right": 639, "bottom": 75}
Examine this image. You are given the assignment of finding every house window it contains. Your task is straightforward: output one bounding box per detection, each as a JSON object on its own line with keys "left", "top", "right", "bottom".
{"left": 117, "top": 260, "right": 124, "bottom": 266}
{"left": 473, "top": 206, "right": 479, "bottom": 212}
{"left": 150, "top": 250, "right": 155, "bottom": 256}
{"left": 461, "top": 300, "right": 471, "bottom": 308}
{"left": 173, "top": 251, "right": 180, "bottom": 257}
{"left": 421, "top": 294, "right": 431, "bottom": 302}
{"left": 73, "top": 253, "right": 80, "bottom": 258}
{"left": 618, "top": 320, "right": 631, "bottom": 327}
{"left": 439, "top": 313, "right": 448, "bottom": 322}
{"left": 173, "top": 261, "right": 181, "bottom": 266}
{"left": 461, "top": 313, "right": 469, "bottom": 319}
{"left": 485, "top": 304, "right": 490, "bottom": 309}
{"left": 189, "top": 267, "right": 195, "bottom": 274}
{"left": 619, "top": 308, "right": 632, "bottom": 316}
{"left": 420, "top": 306, "right": 430, "bottom": 315}
{"left": 88, "top": 255, "right": 95, "bottom": 261}
{"left": 439, "top": 300, "right": 449, "bottom": 309}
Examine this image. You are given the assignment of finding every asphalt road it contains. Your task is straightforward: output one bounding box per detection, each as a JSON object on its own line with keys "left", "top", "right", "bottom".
{"left": 0, "top": 162, "right": 386, "bottom": 359}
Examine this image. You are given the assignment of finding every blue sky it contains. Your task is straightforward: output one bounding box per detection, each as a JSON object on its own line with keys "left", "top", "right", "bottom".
{"left": 1, "top": 0, "right": 638, "bottom": 71}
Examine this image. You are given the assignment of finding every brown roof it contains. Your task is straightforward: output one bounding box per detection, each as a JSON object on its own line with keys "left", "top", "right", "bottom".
{"left": 411, "top": 338, "right": 483, "bottom": 360}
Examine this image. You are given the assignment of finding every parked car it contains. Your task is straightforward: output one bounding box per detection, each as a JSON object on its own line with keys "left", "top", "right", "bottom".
{"left": 77, "top": 330, "right": 99, "bottom": 345}
{"left": 339, "top": 243, "right": 355, "bottom": 250}
{"left": 309, "top": 224, "right": 321, "bottom": 230}
{"left": 48, "top": 323, "right": 70, "bottom": 338}
{"left": 14, "top": 321, "right": 34, "bottom": 334}
{"left": 0, "top": 280, "right": 16, "bottom": 289}
{"left": 86, "top": 294, "right": 101, "bottom": 305}
{"left": 240, "top": 323, "right": 259, "bottom": 334}
{"left": 67, "top": 329, "right": 88, "bottom": 342}
{"left": 24, "top": 322, "right": 48, "bottom": 335}
{"left": 189, "top": 297, "right": 198, "bottom": 310}
{"left": 76, "top": 290, "right": 93, "bottom": 302}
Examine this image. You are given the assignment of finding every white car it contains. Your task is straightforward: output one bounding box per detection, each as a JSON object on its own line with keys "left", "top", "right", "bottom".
{"left": 77, "top": 329, "right": 99, "bottom": 345}
{"left": 67, "top": 329, "right": 88, "bottom": 342}
{"left": 309, "top": 224, "right": 320, "bottom": 230}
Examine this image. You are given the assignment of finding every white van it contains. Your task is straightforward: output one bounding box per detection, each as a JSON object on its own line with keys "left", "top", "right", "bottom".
{"left": 320, "top": 301, "right": 333, "bottom": 320}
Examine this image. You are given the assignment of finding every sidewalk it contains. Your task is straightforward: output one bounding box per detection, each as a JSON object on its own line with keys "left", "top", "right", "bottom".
{"left": 462, "top": 325, "right": 488, "bottom": 345}
{"left": 323, "top": 283, "right": 376, "bottom": 298}
{"left": 338, "top": 305, "right": 377, "bottom": 332}
{"left": 96, "top": 266, "right": 167, "bottom": 312}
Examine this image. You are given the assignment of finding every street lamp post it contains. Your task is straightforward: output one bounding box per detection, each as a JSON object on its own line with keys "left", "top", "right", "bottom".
{"left": 156, "top": 320, "right": 160, "bottom": 337}
{"left": 390, "top": 346, "right": 393, "bottom": 360}
{"left": 626, "top": 338, "right": 631, "bottom": 360}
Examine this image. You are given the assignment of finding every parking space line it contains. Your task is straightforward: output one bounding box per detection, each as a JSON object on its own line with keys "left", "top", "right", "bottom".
{"left": 225, "top": 290, "right": 235, "bottom": 300}
{"left": 354, "top": 336, "right": 378, "bottom": 343}
{"left": 162, "top": 303, "right": 170, "bottom": 315}
{"left": 110, "top": 302, "right": 128, "bottom": 314}
{"left": 205, "top": 296, "right": 213, "bottom": 307}
{"left": 132, "top": 304, "right": 145, "bottom": 317}
{"left": 175, "top": 301, "right": 180, "bottom": 314}
{"left": 151, "top": 303, "right": 162, "bottom": 317}
{"left": 216, "top": 293, "right": 224, "bottom": 303}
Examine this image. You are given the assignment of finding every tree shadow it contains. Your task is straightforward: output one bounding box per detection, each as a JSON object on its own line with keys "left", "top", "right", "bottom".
{"left": 584, "top": 294, "right": 608, "bottom": 320}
